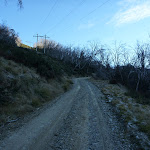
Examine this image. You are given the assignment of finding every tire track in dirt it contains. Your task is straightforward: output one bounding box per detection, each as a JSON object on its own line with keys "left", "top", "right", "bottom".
{"left": 87, "top": 84, "right": 113, "bottom": 150}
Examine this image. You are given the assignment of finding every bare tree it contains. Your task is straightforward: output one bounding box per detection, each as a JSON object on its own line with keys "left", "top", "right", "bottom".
{"left": 5, "top": 0, "right": 23, "bottom": 8}
{"left": 132, "top": 42, "right": 150, "bottom": 91}
{"left": 18, "top": 0, "right": 23, "bottom": 8}
{"left": 111, "top": 41, "right": 125, "bottom": 67}
{"left": 121, "top": 46, "right": 131, "bottom": 66}
{"left": 135, "top": 42, "right": 150, "bottom": 70}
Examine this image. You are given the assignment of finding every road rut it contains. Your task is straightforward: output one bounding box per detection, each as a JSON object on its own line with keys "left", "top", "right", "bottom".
{"left": 0, "top": 78, "right": 133, "bottom": 150}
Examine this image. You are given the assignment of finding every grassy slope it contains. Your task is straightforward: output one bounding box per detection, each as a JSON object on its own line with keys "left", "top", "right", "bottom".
{"left": 0, "top": 46, "right": 74, "bottom": 78}
{"left": 91, "top": 79, "right": 150, "bottom": 149}
{"left": 0, "top": 47, "right": 73, "bottom": 126}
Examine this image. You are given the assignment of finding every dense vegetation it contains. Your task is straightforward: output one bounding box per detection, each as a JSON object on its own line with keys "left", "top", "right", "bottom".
{"left": 0, "top": 25, "right": 75, "bottom": 79}
{"left": 38, "top": 39, "right": 150, "bottom": 104}
{"left": 0, "top": 47, "right": 69, "bottom": 79}
{"left": 1, "top": 23, "right": 150, "bottom": 149}
{"left": 1, "top": 23, "right": 150, "bottom": 105}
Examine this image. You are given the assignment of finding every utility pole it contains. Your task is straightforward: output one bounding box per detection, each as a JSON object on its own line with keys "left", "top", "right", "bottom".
{"left": 33, "top": 34, "right": 43, "bottom": 52}
{"left": 44, "top": 35, "right": 50, "bottom": 54}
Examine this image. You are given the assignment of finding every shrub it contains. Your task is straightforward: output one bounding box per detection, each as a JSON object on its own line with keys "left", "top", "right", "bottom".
{"left": 35, "top": 87, "right": 52, "bottom": 101}
{"left": 109, "top": 79, "right": 117, "bottom": 84}
{"left": 0, "top": 46, "right": 64, "bottom": 79}
{"left": 31, "top": 98, "right": 41, "bottom": 107}
{"left": 62, "top": 80, "right": 73, "bottom": 92}
{"left": 0, "top": 24, "right": 17, "bottom": 48}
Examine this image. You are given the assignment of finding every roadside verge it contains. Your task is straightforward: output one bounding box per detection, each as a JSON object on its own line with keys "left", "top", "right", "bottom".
{"left": 90, "top": 78, "right": 150, "bottom": 149}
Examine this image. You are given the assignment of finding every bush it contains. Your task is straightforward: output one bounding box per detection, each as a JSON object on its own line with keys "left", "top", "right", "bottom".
{"left": 0, "top": 46, "right": 65, "bottom": 79}
{"left": 35, "top": 87, "right": 52, "bottom": 101}
{"left": 31, "top": 98, "right": 41, "bottom": 107}
{"left": 0, "top": 24, "right": 17, "bottom": 48}
{"left": 109, "top": 79, "right": 117, "bottom": 84}
{"left": 62, "top": 80, "right": 73, "bottom": 92}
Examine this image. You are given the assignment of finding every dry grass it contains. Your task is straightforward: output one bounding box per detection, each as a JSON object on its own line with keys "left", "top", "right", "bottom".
{"left": 91, "top": 78, "right": 150, "bottom": 143}
{"left": 0, "top": 57, "right": 73, "bottom": 126}
{"left": 62, "top": 79, "right": 73, "bottom": 92}
{"left": 111, "top": 99, "right": 120, "bottom": 106}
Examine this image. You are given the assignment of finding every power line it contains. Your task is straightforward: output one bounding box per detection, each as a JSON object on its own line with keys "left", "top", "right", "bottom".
{"left": 46, "top": 0, "right": 87, "bottom": 34}
{"left": 40, "top": 0, "right": 59, "bottom": 26}
{"left": 80, "top": 0, "right": 111, "bottom": 21}
{"left": 46, "top": 0, "right": 111, "bottom": 38}
{"left": 35, "top": 0, "right": 59, "bottom": 35}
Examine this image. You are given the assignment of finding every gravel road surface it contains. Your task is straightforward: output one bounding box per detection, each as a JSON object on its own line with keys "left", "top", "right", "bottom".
{"left": 0, "top": 78, "right": 133, "bottom": 150}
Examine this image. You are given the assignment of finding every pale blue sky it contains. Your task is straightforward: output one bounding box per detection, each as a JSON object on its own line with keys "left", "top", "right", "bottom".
{"left": 1, "top": 0, "right": 150, "bottom": 47}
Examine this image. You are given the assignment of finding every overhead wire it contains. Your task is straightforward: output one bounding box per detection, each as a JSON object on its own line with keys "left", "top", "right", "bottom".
{"left": 80, "top": 0, "right": 111, "bottom": 21}
{"left": 47, "top": 0, "right": 111, "bottom": 37}
{"left": 40, "top": 0, "right": 59, "bottom": 26}
{"left": 46, "top": 0, "right": 87, "bottom": 34}
{"left": 34, "top": 0, "right": 60, "bottom": 36}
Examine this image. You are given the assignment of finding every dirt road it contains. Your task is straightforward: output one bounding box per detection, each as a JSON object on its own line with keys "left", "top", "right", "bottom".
{"left": 0, "top": 78, "right": 133, "bottom": 150}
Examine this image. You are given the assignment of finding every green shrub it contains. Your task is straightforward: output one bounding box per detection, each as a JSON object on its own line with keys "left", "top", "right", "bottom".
{"left": 67, "top": 79, "right": 73, "bottom": 84}
{"left": 15, "top": 104, "right": 33, "bottom": 114}
{"left": 62, "top": 80, "right": 73, "bottom": 92}
{"left": 0, "top": 47, "right": 65, "bottom": 79}
{"left": 139, "top": 124, "right": 150, "bottom": 138}
{"left": 31, "top": 98, "right": 41, "bottom": 107}
{"left": 35, "top": 87, "right": 52, "bottom": 101}
{"left": 62, "top": 84, "right": 68, "bottom": 92}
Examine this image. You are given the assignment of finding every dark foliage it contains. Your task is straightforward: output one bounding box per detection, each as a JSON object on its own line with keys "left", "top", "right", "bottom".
{"left": 0, "top": 24, "right": 17, "bottom": 48}
{"left": 110, "top": 65, "right": 150, "bottom": 104}
{"left": 0, "top": 47, "right": 67, "bottom": 79}
{"left": 1, "top": 24, "right": 150, "bottom": 105}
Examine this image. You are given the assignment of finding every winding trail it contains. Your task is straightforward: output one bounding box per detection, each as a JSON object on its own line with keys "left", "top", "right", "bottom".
{"left": 0, "top": 78, "right": 132, "bottom": 150}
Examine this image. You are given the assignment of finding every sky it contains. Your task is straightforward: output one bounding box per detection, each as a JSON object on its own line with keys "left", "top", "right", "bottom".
{"left": 1, "top": 0, "right": 150, "bottom": 47}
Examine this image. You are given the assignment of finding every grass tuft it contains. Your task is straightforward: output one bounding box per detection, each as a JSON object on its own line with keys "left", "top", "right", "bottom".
{"left": 35, "top": 87, "right": 52, "bottom": 101}
{"left": 62, "top": 79, "right": 73, "bottom": 92}
{"left": 31, "top": 98, "right": 41, "bottom": 107}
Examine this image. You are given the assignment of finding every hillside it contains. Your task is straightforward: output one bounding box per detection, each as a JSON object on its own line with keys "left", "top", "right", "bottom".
{"left": 0, "top": 48, "right": 73, "bottom": 128}
{"left": 1, "top": 24, "right": 150, "bottom": 149}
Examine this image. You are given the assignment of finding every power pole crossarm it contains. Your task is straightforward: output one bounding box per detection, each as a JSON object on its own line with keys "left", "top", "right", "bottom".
{"left": 33, "top": 34, "right": 43, "bottom": 52}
